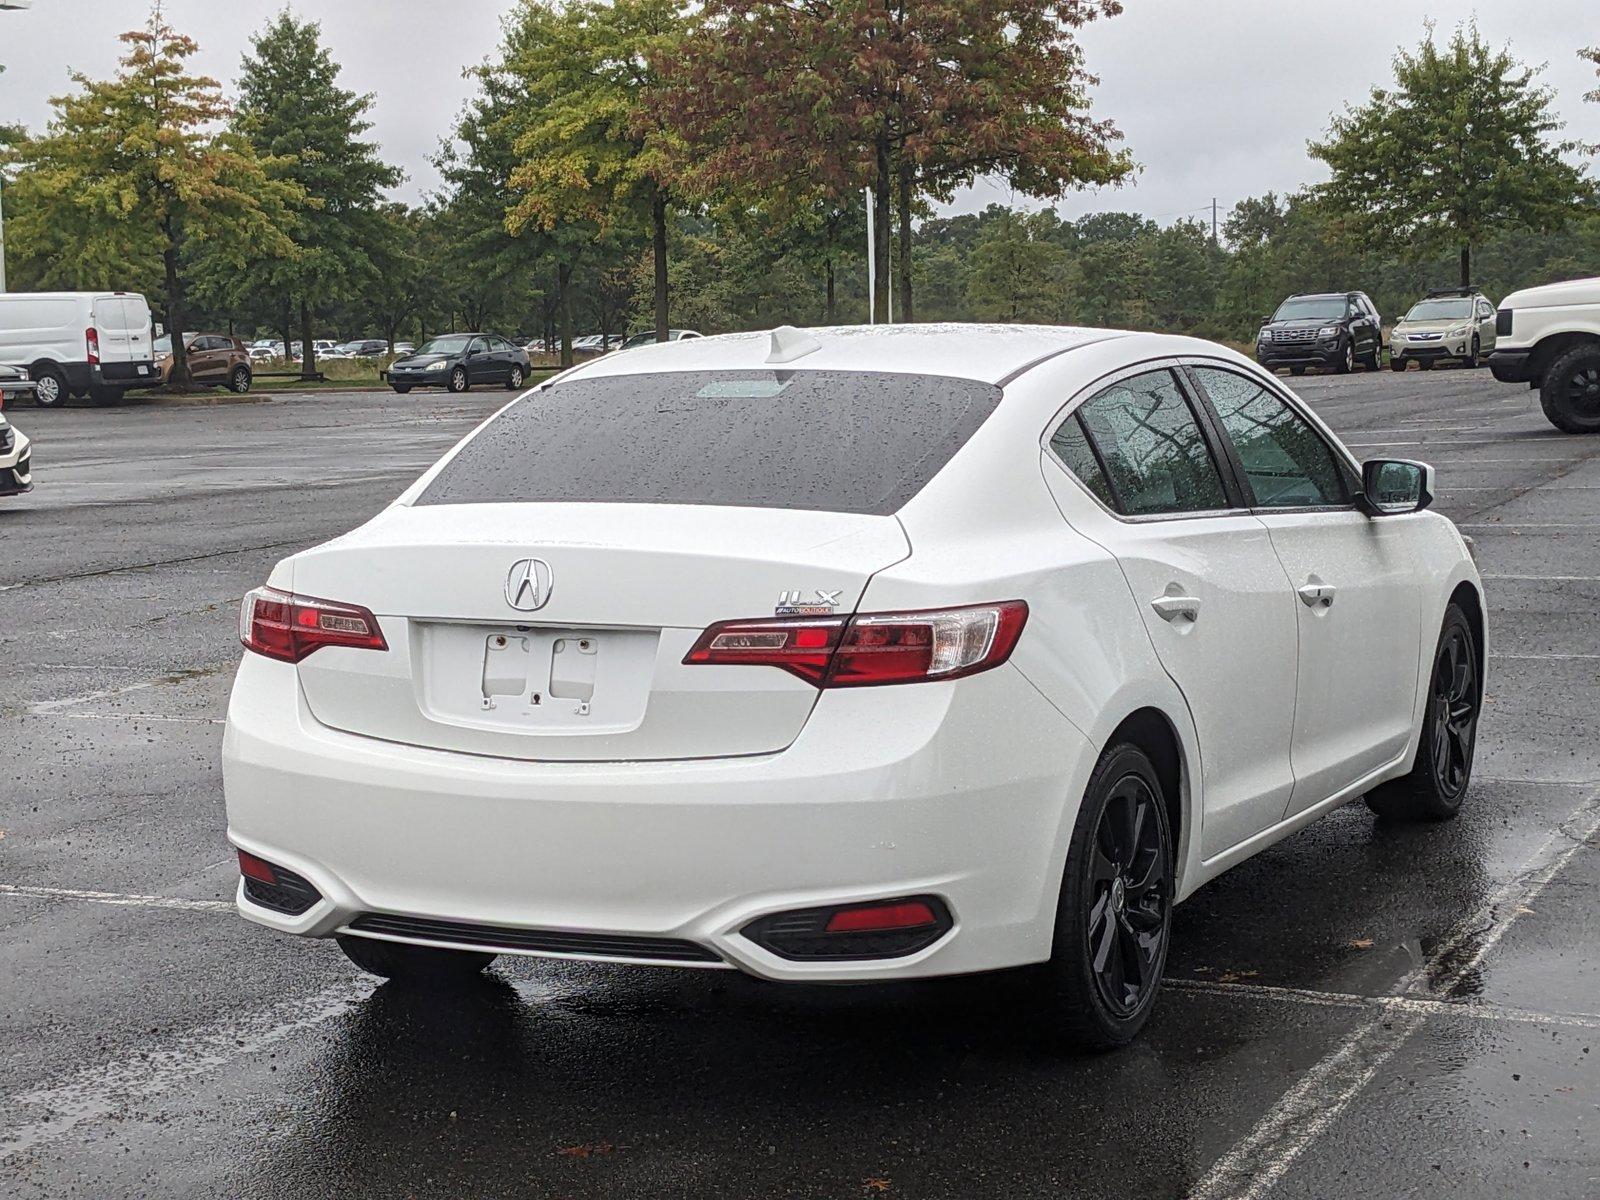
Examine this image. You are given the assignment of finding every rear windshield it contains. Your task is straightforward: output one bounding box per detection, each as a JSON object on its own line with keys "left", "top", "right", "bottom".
{"left": 416, "top": 369, "right": 1004, "bottom": 515}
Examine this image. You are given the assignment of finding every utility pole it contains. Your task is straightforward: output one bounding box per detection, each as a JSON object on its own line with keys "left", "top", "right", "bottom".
{"left": 0, "top": 1, "right": 31, "bottom": 292}
{"left": 1212, "top": 197, "right": 1219, "bottom": 248}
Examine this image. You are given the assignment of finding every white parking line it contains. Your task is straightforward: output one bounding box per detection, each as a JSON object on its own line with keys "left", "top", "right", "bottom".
{"left": 26, "top": 682, "right": 157, "bottom": 714}
{"left": 0, "top": 884, "right": 232, "bottom": 913}
{"left": 1167, "top": 979, "right": 1600, "bottom": 1032}
{"left": 1481, "top": 574, "right": 1600, "bottom": 582}
{"left": 1187, "top": 790, "right": 1600, "bottom": 1200}
{"left": 0, "top": 980, "right": 373, "bottom": 1164}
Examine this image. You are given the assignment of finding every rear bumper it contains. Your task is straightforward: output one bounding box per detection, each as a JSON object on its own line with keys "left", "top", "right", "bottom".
{"left": 1488, "top": 349, "right": 1535, "bottom": 384}
{"left": 222, "top": 654, "right": 1092, "bottom": 981}
{"left": 58, "top": 361, "right": 158, "bottom": 391}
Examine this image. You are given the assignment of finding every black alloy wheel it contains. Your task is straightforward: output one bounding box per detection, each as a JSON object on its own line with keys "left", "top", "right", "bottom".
{"left": 1040, "top": 743, "right": 1173, "bottom": 1049}
{"left": 1368, "top": 604, "right": 1480, "bottom": 821}
{"left": 1086, "top": 773, "right": 1170, "bottom": 1018}
{"left": 1540, "top": 344, "right": 1600, "bottom": 433}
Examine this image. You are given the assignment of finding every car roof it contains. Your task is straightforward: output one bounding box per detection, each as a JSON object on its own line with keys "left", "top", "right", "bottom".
{"left": 560, "top": 324, "right": 1135, "bottom": 386}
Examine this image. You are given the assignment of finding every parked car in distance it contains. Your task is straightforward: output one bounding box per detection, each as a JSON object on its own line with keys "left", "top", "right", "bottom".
{"left": 155, "top": 333, "right": 253, "bottom": 393}
{"left": 0, "top": 375, "right": 34, "bottom": 497}
{"left": 0, "top": 290, "right": 156, "bottom": 407}
{"left": 618, "top": 328, "right": 702, "bottom": 351}
{"left": 393, "top": 343, "right": 415, "bottom": 358}
{"left": 386, "top": 333, "right": 531, "bottom": 394}
{"left": 0, "top": 363, "right": 38, "bottom": 409}
{"left": 225, "top": 323, "right": 1483, "bottom": 1049}
{"left": 1390, "top": 287, "right": 1497, "bottom": 371}
{"left": 248, "top": 340, "right": 281, "bottom": 362}
{"left": 329, "top": 339, "right": 389, "bottom": 360}
{"left": 1488, "top": 276, "right": 1600, "bottom": 434}
{"left": 1257, "top": 292, "right": 1383, "bottom": 376}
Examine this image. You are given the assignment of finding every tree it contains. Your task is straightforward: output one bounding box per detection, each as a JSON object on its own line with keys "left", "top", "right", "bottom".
{"left": 1311, "top": 23, "right": 1589, "bottom": 288}
{"left": 500, "top": 0, "right": 688, "bottom": 344}
{"left": 234, "top": 9, "right": 400, "bottom": 379}
{"left": 662, "top": 0, "right": 1132, "bottom": 323}
{"left": 6, "top": 6, "right": 301, "bottom": 386}
{"left": 966, "top": 208, "right": 1069, "bottom": 322}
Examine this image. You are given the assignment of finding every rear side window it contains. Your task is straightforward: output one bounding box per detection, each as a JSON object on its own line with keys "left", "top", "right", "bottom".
{"left": 1047, "top": 415, "right": 1115, "bottom": 508}
{"left": 1074, "top": 370, "right": 1230, "bottom": 516}
{"left": 416, "top": 369, "right": 1004, "bottom": 515}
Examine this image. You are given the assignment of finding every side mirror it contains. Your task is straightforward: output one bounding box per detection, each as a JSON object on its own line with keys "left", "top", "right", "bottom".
{"left": 1361, "top": 459, "right": 1433, "bottom": 515}
{"left": 1260, "top": 316, "right": 1272, "bottom": 327}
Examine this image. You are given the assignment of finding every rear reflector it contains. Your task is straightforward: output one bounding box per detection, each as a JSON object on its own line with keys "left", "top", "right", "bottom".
{"left": 237, "top": 850, "right": 276, "bottom": 883}
{"left": 824, "top": 900, "right": 939, "bottom": 933}
{"left": 684, "top": 601, "right": 1027, "bottom": 687}
{"left": 743, "top": 895, "right": 954, "bottom": 961}
{"left": 239, "top": 586, "right": 388, "bottom": 663}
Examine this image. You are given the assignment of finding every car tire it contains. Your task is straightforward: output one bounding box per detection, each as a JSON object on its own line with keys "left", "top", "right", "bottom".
{"left": 1035, "top": 742, "right": 1174, "bottom": 1051}
{"left": 336, "top": 934, "right": 496, "bottom": 983}
{"left": 506, "top": 364, "right": 525, "bottom": 390}
{"left": 1464, "top": 336, "right": 1480, "bottom": 369}
{"left": 32, "top": 365, "right": 67, "bottom": 408}
{"left": 229, "top": 366, "right": 252, "bottom": 394}
{"left": 1366, "top": 604, "right": 1480, "bottom": 822}
{"left": 1364, "top": 344, "right": 1383, "bottom": 370}
{"left": 1538, "top": 343, "right": 1600, "bottom": 434}
{"left": 391, "top": 384, "right": 412, "bottom": 394}
{"left": 1390, "top": 358, "right": 1407, "bottom": 372}
{"left": 1335, "top": 341, "right": 1354, "bottom": 375}
{"left": 448, "top": 366, "right": 470, "bottom": 393}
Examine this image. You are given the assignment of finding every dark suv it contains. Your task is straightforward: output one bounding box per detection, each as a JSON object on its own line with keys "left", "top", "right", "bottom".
{"left": 1256, "top": 292, "right": 1384, "bottom": 375}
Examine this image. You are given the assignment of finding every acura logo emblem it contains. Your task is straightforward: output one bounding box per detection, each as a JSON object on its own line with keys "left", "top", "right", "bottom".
{"left": 504, "top": 557, "right": 553, "bottom": 612}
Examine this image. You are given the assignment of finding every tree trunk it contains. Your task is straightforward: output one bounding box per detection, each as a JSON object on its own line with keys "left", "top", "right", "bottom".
{"left": 299, "top": 297, "right": 317, "bottom": 380}
{"left": 558, "top": 260, "right": 574, "bottom": 369}
{"left": 896, "top": 158, "right": 913, "bottom": 324}
{"left": 873, "top": 135, "right": 892, "bottom": 324}
{"left": 163, "top": 233, "right": 190, "bottom": 388}
{"left": 652, "top": 191, "right": 669, "bottom": 343}
{"left": 825, "top": 259, "right": 836, "bottom": 324}
{"left": 1460, "top": 245, "right": 1471, "bottom": 289}
{"left": 279, "top": 299, "right": 292, "bottom": 367}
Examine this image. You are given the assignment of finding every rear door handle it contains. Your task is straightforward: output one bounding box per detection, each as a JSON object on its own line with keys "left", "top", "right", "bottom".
{"left": 1298, "top": 583, "right": 1337, "bottom": 608}
{"left": 1151, "top": 595, "right": 1201, "bottom": 623}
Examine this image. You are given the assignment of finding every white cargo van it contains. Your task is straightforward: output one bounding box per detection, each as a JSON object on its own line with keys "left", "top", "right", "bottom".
{"left": 0, "top": 292, "right": 157, "bottom": 407}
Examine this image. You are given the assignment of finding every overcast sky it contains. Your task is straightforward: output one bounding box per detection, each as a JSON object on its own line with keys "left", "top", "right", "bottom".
{"left": 3, "top": 1, "right": 1599, "bottom": 227}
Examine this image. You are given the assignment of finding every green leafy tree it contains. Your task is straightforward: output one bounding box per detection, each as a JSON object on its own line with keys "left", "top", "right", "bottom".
{"left": 1311, "top": 23, "right": 1588, "bottom": 288}
{"left": 966, "top": 208, "right": 1070, "bottom": 322}
{"left": 234, "top": 9, "right": 400, "bottom": 378}
{"left": 500, "top": 0, "right": 688, "bottom": 344}
{"left": 6, "top": 6, "right": 302, "bottom": 385}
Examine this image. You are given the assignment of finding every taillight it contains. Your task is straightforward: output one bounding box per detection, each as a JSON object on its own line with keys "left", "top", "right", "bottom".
{"left": 684, "top": 601, "right": 1027, "bottom": 688}
{"left": 86, "top": 327, "right": 100, "bottom": 364}
{"left": 239, "top": 586, "right": 388, "bottom": 663}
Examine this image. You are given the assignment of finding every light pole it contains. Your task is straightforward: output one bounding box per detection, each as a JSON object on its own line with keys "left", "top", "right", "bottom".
{"left": 0, "top": 1, "right": 30, "bottom": 291}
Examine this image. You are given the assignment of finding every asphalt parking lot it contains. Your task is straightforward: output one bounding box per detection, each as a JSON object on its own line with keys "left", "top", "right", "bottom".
{"left": 2, "top": 370, "right": 1598, "bottom": 1199}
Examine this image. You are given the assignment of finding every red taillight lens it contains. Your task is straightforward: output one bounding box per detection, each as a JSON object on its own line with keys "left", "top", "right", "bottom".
{"left": 239, "top": 586, "right": 388, "bottom": 663}
{"left": 85, "top": 327, "right": 100, "bottom": 364}
{"left": 683, "top": 601, "right": 1027, "bottom": 688}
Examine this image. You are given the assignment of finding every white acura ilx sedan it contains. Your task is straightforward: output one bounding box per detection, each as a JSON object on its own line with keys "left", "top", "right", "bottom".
{"left": 223, "top": 324, "right": 1484, "bottom": 1047}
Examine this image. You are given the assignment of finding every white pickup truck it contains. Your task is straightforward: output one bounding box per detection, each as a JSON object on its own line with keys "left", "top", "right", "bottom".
{"left": 1488, "top": 277, "right": 1600, "bottom": 433}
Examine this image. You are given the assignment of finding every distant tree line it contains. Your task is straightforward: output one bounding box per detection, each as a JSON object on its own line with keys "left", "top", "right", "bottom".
{"left": 1, "top": 9, "right": 1597, "bottom": 380}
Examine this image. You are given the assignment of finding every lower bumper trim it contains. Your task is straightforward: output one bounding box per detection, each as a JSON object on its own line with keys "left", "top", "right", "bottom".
{"left": 344, "top": 912, "right": 724, "bottom": 963}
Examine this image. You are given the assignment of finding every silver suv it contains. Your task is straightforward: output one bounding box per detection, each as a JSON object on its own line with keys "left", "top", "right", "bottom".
{"left": 1390, "top": 287, "right": 1497, "bottom": 371}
